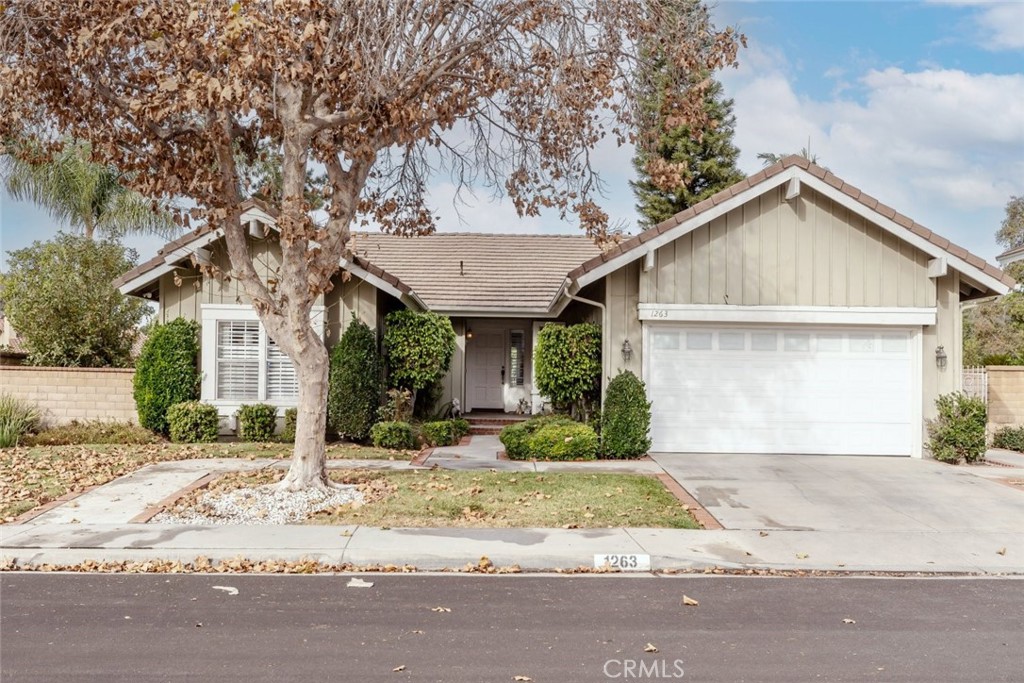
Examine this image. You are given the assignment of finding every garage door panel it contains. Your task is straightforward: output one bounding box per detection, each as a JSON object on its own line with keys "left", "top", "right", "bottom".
{"left": 646, "top": 326, "right": 916, "bottom": 456}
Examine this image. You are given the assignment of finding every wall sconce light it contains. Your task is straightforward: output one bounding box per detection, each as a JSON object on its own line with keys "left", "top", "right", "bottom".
{"left": 466, "top": 328, "right": 474, "bottom": 340}
{"left": 935, "top": 345, "right": 947, "bottom": 369}
{"left": 621, "top": 339, "right": 633, "bottom": 362}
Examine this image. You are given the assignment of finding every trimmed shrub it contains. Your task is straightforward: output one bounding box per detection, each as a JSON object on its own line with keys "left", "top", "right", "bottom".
{"left": 533, "top": 322, "right": 601, "bottom": 419}
{"left": 527, "top": 422, "right": 599, "bottom": 461}
{"left": 370, "top": 421, "right": 415, "bottom": 450}
{"left": 166, "top": 401, "right": 219, "bottom": 443}
{"left": 926, "top": 392, "right": 987, "bottom": 464}
{"left": 23, "top": 420, "right": 160, "bottom": 446}
{"left": 992, "top": 426, "right": 1024, "bottom": 453}
{"left": 383, "top": 310, "right": 456, "bottom": 411}
{"left": 328, "top": 319, "right": 382, "bottom": 441}
{"left": 0, "top": 393, "right": 41, "bottom": 448}
{"left": 281, "top": 407, "right": 298, "bottom": 443}
{"left": 133, "top": 318, "right": 200, "bottom": 435}
{"left": 422, "top": 420, "right": 462, "bottom": 447}
{"left": 601, "top": 371, "right": 652, "bottom": 459}
{"left": 500, "top": 414, "right": 578, "bottom": 460}
{"left": 235, "top": 403, "right": 278, "bottom": 442}
{"left": 451, "top": 418, "right": 471, "bottom": 441}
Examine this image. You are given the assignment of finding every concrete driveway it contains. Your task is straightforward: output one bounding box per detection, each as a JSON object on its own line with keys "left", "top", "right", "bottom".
{"left": 651, "top": 452, "right": 1024, "bottom": 532}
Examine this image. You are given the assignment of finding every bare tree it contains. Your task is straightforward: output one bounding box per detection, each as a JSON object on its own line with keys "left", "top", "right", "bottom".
{"left": 0, "top": 0, "right": 740, "bottom": 490}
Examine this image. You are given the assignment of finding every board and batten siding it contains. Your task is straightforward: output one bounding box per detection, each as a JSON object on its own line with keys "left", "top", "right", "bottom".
{"left": 606, "top": 260, "right": 642, "bottom": 381}
{"left": 640, "top": 185, "right": 937, "bottom": 309}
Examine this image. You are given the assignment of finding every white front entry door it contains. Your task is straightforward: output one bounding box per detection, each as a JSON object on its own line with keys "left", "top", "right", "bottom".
{"left": 645, "top": 325, "right": 917, "bottom": 455}
{"left": 467, "top": 331, "right": 505, "bottom": 410}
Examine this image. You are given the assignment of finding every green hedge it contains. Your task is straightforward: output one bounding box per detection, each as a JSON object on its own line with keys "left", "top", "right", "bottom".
{"left": 235, "top": 403, "right": 278, "bottom": 442}
{"left": 383, "top": 310, "right": 456, "bottom": 394}
{"left": 328, "top": 319, "right": 382, "bottom": 441}
{"left": 601, "top": 371, "right": 652, "bottom": 459}
{"left": 370, "top": 421, "right": 415, "bottom": 450}
{"left": 499, "top": 414, "right": 581, "bottom": 460}
{"left": 167, "top": 401, "right": 219, "bottom": 443}
{"left": 281, "top": 407, "right": 298, "bottom": 443}
{"left": 422, "top": 420, "right": 455, "bottom": 447}
{"left": 527, "top": 422, "right": 599, "bottom": 461}
{"left": 533, "top": 322, "right": 601, "bottom": 418}
{"left": 133, "top": 318, "right": 200, "bottom": 435}
{"left": 451, "top": 418, "right": 471, "bottom": 441}
{"left": 992, "top": 426, "right": 1024, "bottom": 453}
{"left": 926, "top": 392, "right": 987, "bottom": 464}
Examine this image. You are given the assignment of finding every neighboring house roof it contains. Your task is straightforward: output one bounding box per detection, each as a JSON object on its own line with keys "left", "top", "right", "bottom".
{"left": 350, "top": 232, "right": 600, "bottom": 313}
{"left": 997, "top": 243, "right": 1024, "bottom": 268}
{"left": 568, "top": 155, "right": 1015, "bottom": 297}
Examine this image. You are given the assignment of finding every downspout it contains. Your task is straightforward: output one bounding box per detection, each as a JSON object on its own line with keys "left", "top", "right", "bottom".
{"left": 567, "top": 291, "right": 609, "bottom": 400}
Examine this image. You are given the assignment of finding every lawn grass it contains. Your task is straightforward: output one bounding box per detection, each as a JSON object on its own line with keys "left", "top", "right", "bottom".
{"left": 0, "top": 441, "right": 416, "bottom": 522}
{"left": 196, "top": 468, "right": 700, "bottom": 529}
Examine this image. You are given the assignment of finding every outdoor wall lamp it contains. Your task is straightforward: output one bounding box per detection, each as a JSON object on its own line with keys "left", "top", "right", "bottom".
{"left": 621, "top": 339, "right": 633, "bottom": 362}
{"left": 935, "top": 345, "right": 948, "bottom": 369}
{"left": 465, "top": 328, "right": 474, "bottom": 340}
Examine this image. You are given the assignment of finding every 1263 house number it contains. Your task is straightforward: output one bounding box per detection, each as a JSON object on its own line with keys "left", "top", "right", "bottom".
{"left": 594, "top": 554, "right": 652, "bottom": 571}
{"left": 649, "top": 309, "right": 669, "bottom": 318}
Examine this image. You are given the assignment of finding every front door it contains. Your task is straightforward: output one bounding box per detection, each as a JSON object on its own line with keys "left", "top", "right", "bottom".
{"left": 467, "top": 331, "right": 504, "bottom": 410}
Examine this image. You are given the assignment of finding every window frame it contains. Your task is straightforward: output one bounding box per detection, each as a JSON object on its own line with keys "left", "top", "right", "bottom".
{"left": 509, "top": 329, "right": 526, "bottom": 387}
{"left": 201, "top": 304, "right": 324, "bottom": 412}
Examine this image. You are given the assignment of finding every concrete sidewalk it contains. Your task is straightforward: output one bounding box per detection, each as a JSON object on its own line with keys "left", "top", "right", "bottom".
{"left": 3, "top": 442, "right": 1023, "bottom": 574}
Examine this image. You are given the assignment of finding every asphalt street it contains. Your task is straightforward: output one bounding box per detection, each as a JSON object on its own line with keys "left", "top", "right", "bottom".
{"left": 1, "top": 573, "right": 1021, "bottom": 682}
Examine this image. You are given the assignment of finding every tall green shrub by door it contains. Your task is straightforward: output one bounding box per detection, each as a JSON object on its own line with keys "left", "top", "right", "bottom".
{"left": 133, "top": 318, "right": 200, "bottom": 435}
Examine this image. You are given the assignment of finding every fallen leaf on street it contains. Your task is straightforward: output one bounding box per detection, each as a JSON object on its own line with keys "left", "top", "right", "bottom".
{"left": 796, "top": 552, "right": 809, "bottom": 559}
{"left": 842, "top": 618, "right": 856, "bottom": 624}
{"left": 513, "top": 676, "right": 533, "bottom": 682}
{"left": 759, "top": 531, "right": 769, "bottom": 537}
{"left": 682, "top": 595, "right": 699, "bottom": 607}
{"left": 431, "top": 606, "right": 451, "bottom": 613}
{"left": 347, "top": 578, "right": 374, "bottom": 588}
{"left": 393, "top": 665, "right": 406, "bottom": 672}
{"left": 644, "top": 643, "right": 659, "bottom": 652}
{"left": 212, "top": 585, "right": 239, "bottom": 596}
{"left": 997, "top": 547, "right": 1007, "bottom": 556}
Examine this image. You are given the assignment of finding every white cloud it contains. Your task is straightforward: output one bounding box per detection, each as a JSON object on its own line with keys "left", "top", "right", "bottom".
{"left": 720, "top": 46, "right": 1024, "bottom": 260}
{"left": 929, "top": 1, "right": 1024, "bottom": 50}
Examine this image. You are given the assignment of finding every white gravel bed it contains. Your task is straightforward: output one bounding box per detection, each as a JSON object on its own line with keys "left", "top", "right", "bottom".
{"left": 151, "top": 484, "right": 363, "bottom": 525}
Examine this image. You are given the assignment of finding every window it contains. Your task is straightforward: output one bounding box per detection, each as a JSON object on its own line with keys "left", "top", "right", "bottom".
{"left": 686, "top": 332, "right": 713, "bottom": 350}
{"left": 509, "top": 330, "right": 526, "bottom": 386}
{"left": 751, "top": 332, "right": 777, "bottom": 351}
{"left": 719, "top": 332, "right": 745, "bottom": 351}
{"left": 203, "top": 304, "right": 323, "bottom": 405}
{"left": 784, "top": 333, "right": 810, "bottom": 352}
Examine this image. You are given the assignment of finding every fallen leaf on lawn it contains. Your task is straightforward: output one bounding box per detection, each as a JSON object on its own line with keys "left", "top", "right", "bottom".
{"left": 431, "top": 606, "right": 451, "bottom": 613}
{"left": 644, "top": 643, "right": 659, "bottom": 653}
{"left": 682, "top": 595, "right": 699, "bottom": 607}
{"left": 997, "top": 547, "right": 1007, "bottom": 556}
{"left": 393, "top": 665, "right": 406, "bottom": 672}
{"left": 212, "top": 585, "right": 239, "bottom": 596}
{"left": 795, "top": 552, "right": 809, "bottom": 559}
{"left": 842, "top": 618, "right": 856, "bottom": 624}
{"left": 347, "top": 578, "right": 374, "bottom": 588}
{"left": 513, "top": 676, "right": 533, "bottom": 682}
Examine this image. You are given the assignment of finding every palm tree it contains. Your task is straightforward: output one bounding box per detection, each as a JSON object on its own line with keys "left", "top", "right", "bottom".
{"left": 1, "top": 138, "right": 178, "bottom": 240}
{"left": 756, "top": 141, "right": 827, "bottom": 170}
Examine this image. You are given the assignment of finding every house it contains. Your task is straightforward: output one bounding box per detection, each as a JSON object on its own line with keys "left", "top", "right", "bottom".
{"left": 996, "top": 243, "right": 1024, "bottom": 271}
{"left": 114, "top": 156, "right": 1014, "bottom": 458}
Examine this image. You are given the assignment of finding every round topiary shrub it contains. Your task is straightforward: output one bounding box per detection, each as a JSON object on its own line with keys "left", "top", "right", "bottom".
{"left": 133, "top": 318, "right": 200, "bottom": 435}
{"left": 383, "top": 310, "right": 456, "bottom": 412}
{"left": 370, "top": 421, "right": 415, "bottom": 450}
{"left": 235, "top": 403, "right": 278, "bottom": 442}
{"left": 533, "top": 322, "right": 601, "bottom": 419}
{"left": 328, "top": 319, "right": 382, "bottom": 441}
{"left": 526, "top": 422, "right": 599, "bottom": 461}
{"left": 166, "top": 401, "right": 219, "bottom": 443}
{"left": 601, "top": 370, "right": 652, "bottom": 459}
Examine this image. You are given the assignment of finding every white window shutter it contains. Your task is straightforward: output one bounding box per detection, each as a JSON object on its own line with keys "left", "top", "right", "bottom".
{"left": 266, "top": 335, "right": 299, "bottom": 400}
{"left": 216, "top": 321, "right": 260, "bottom": 400}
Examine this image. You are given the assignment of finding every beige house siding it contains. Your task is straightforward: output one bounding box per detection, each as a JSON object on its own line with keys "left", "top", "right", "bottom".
{"left": 922, "top": 272, "right": 961, "bottom": 424}
{"left": 0, "top": 366, "right": 136, "bottom": 426}
{"left": 988, "top": 367, "right": 1024, "bottom": 432}
{"left": 324, "top": 275, "right": 379, "bottom": 346}
{"left": 606, "top": 261, "right": 642, "bottom": 382}
{"left": 640, "top": 185, "right": 937, "bottom": 308}
{"left": 437, "top": 318, "right": 467, "bottom": 410}
{"left": 157, "top": 269, "right": 202, "bottom": 323}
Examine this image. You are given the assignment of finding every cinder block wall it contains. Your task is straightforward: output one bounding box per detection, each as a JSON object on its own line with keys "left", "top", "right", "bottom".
{"left": 987, "top": 366, "right": 1024, "bottom": 431}
{"left": 0, "top": 366, "right": 137, "bottom": 426}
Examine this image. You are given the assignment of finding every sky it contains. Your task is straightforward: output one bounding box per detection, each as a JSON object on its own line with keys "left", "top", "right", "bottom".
{"left": 1, "top": 0, "right": 1022, "bottom": 270}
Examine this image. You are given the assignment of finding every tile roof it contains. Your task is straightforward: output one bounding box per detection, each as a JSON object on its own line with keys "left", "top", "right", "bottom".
{"left": 568, "top": 156, "right": 1016, "bottom": 291}
{"left": 350, "top": 232, "right": 601, "bottom": 311}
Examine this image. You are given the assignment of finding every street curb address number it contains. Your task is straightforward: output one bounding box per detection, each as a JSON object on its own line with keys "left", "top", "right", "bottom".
{"left": 594, "top": 554, "right": 652, "bottom": 571}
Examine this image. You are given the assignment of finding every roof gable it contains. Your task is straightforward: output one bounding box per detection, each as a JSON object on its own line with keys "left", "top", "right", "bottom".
{"left": 570, "top": 156, "right": 1014, "bottom": 296}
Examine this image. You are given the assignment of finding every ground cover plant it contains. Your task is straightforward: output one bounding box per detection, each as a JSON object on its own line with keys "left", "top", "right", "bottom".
{"left": 163, "top": 468, "right": 700, "bottom": 530}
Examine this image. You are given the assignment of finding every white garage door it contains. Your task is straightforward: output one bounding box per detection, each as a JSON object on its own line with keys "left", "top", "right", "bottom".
{"left": 645, "top": 326, "right": 917, "bottom": 455}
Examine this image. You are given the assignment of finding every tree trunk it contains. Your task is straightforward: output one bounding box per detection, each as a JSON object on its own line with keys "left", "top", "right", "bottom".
{"left": 278, "top": 339, "right": 331, "bottom": 491}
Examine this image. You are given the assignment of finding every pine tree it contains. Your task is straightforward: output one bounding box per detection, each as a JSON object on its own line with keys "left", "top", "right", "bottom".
{"left": 631, "top": 78, "right": 744, "bottom": 228}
